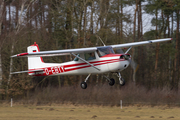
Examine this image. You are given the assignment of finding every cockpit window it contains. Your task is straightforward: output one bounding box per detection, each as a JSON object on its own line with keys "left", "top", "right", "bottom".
{"left": 97, "top": 46, "right": 115, "bottom": 57}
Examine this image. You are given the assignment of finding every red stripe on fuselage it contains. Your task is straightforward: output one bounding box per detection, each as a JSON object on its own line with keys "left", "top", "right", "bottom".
{"left": 64, "top": 58, "right": 123, "bottom": 68}
{"left": 64, "top": 59, "right": 121, "bottom": 72}
{"left": 31, "top": 57, "right": 127, "bottom": 76}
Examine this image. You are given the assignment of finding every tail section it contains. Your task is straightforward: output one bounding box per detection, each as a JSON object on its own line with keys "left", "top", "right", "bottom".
{"left": 27, "top": 42, "right": 44, "bottom": 71}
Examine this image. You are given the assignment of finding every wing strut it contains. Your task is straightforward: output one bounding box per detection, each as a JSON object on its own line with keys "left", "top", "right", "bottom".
{"left": 71, "top": 53, "right": 101, "bottom": 71}
{"left": 125, "top": 46, "right": 132, "bottom": 54}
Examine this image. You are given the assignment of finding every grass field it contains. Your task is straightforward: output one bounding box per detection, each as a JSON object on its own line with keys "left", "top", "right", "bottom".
{"left": 0, "top": 104, "right": 180, "bottom": 120}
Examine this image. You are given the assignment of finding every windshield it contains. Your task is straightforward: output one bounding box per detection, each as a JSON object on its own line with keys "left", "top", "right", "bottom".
{"left": 97, "top": 46, "right": 115, "bottom": 57}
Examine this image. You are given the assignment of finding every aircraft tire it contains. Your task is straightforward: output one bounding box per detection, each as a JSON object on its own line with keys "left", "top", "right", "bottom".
{"left": 109, "top": 78, "right": 115, "bottom": 86}
{"left": 119, "top": 78, "right": 125, "bottom": 86}
{"left": 81, "top": 82, "right": 87, "bottom": 89}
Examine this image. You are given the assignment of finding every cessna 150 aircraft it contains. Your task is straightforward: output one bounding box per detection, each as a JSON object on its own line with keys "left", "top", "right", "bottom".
{"left": 11, "top": 38, "right": 172, "bottom": 89}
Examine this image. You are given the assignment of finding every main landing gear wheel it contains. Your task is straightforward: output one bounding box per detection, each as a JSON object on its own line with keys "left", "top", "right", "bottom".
{"left": 81, "top": 82, "right": 87, "bottom": 89}
{"left": 119, "top": 78, "right": 125, "bottom": 86}
{"left": 80, "top": 74, "right": 91, "bottom": 89}
{"left": 109, "top": 78, "right": 115, "bottom": 86}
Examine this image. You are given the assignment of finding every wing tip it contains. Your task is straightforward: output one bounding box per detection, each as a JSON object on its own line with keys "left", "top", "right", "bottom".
{"left": 11, "top": 55, "right": 17, "bottom": 58}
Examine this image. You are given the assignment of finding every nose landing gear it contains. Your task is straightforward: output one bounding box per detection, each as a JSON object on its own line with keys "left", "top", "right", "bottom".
{"left": 117, "top": 72, "right": 125, "bottom": 86}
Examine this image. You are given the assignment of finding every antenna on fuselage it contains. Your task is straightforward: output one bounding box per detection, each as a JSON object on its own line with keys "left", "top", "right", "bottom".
{"left": 96, "top": 35, "right": 106, "bottom": 46}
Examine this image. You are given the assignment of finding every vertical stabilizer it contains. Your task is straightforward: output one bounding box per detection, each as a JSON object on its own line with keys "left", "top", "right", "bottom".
{"left": 27, "top": 42, "right": 44, "bottom": 71}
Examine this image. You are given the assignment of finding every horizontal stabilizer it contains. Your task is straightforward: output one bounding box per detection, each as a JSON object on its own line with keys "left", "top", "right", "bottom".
{"left": 11, "top": 69, "right": 44, "bottom": 74}
{"left": 11, "top": 53, "right": 71, "bottom": 58}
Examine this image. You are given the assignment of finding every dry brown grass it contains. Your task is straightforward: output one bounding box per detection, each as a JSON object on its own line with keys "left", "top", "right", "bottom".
{"left": 0, "top": 104, "right": 180, "bottom": 120}
{"left": 1, "top": 82, "right": 180, "bottom": 120}
{"left": 2, "top": 82, "right": 180, "bottom": 108}
{"left": 18, "top": 82, "right": 180, "bottom": 107}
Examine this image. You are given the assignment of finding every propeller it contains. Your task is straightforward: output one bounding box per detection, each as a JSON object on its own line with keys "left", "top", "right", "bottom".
{"left": 115, "top": 48, "right": 138, "bottom": 72}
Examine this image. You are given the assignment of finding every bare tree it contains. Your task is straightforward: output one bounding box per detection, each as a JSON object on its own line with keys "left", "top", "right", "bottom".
{"left": 0, "top": 0, "right": 5, "bottom": 88}
{"left": 83, "top": 0, "right": 87, "bottom": 47}
{"left": 94, "top": 0, "right": 111, "bottom": 44}
{"left": 173, "top": 9, "right": 179, "bottom": 90}
{"left": 132, "top": 0, "right": 138, "bottom": 83}
{"left": 89, "top": 0, "right": 94, "bottom": 34}
{"left": 7, "top": 0, "right": 38, "bottom": 89}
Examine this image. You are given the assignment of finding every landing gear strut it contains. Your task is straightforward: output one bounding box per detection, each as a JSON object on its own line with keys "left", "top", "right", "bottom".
{"left": 80, "top": 72, "right": 125, "bottom": 89}
{"left": 80, "top": 74, "right": 91, "bottom": 89}
{"left": 117, "top": 72, "right": 125, "bottom": 86}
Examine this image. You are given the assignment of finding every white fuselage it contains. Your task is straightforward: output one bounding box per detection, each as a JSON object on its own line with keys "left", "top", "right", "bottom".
{"left": 29, "top": 54, "right": 130, "bottom": 76}
{"left": 27, "top": 44, "right": 130, "bottom": 76}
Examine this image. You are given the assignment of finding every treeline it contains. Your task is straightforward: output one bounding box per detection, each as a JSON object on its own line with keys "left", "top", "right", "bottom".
{"left": 0, "top": 0, "right": 179, "bottom": 99}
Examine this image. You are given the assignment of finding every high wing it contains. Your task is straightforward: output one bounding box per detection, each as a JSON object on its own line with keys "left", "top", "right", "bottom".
{"left": 11, "top": 47, "right": 97, "bottom": 57}
{"left": 111, "top": 38, "right": 172, "bottom": 48}
{"left": 11, "top": 38, "right": 172, "bottom": 58}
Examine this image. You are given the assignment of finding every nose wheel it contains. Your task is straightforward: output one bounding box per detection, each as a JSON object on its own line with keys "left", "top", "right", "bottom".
{"left": 119, "top": 78, "right": 125, "bottom": 86}
{"left": 117, "top": 72, "right": 125, "bottom": 86}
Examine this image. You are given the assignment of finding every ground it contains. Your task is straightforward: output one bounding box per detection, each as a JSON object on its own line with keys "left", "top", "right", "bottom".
{"left": 0, "top": 104, "right": 180, "bottom": 120}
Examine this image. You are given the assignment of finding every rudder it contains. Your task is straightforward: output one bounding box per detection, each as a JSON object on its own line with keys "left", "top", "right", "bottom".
{"left": 27, "top": 42, "right": 44, "bottom": 71}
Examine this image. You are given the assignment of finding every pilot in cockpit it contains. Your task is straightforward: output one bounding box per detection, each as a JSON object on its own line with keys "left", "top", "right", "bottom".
{"left": 88, "top": 52, "right": 96, "bottom": 60}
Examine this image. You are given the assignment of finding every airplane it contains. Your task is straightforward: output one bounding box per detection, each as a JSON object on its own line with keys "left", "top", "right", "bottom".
{"left": 11, "top": 38, "right": 172, "bottom": 89}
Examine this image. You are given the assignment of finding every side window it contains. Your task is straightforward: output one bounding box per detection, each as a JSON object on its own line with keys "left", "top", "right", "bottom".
{"left": 73, "top": 54, "right": 79, "bottom": 61}
{"left": 85, "top": 52, "right": 96, "bottom": 61}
